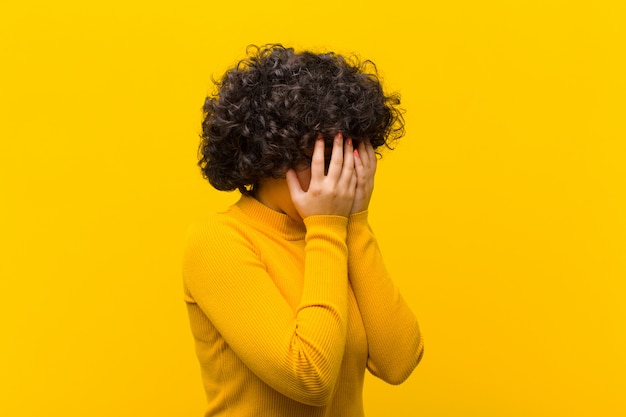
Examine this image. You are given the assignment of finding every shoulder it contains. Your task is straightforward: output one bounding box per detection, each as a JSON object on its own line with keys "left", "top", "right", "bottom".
{"left": 185, "top": 210, "right": 256, "bottom": 255}
{"left": 183, "top": 198, "right": 268, "bottom": 268}
{"left": 182, "top": 210, "right": 261, "bottom": 292}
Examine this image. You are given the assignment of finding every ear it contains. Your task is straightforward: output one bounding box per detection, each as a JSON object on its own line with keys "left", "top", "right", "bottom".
{"left": 294, "top": 166, "right": 312, "bottom": 192}
{"left": 285, "top": 168, "right": 304, "bottom": 198}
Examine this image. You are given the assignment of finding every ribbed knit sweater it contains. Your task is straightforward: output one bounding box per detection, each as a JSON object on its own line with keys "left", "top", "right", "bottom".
{"left": 183, "top": 195, "right": 423, "bottom": 417}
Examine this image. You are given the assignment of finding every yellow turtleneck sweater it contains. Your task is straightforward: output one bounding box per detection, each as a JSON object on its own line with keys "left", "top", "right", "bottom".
{"left": 183, "top": 196, "right": 423, "bottom": 417}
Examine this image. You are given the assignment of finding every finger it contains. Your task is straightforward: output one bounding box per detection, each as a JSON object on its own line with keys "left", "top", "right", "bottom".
{"left": 339, "top": 137, "right": 355, "bottom": 186}
{"left": 354, "top": 146, "right": 364, "bottom": 179}
{"left": 285, "top": 168, "right": 304, "bottom": 199}
{"left": 326, "top": 132, "right": 344, "bottom": 180}
{"left": 364, "top": 140, "right": 377, "bottom": 172}
{"left": 354, "top": 148, "right": 370, "bottom": 206}
{"left": 357, "top": 141, "right": 368, "bottom": 171}
{"left": 351, "top": 167, "right": 358, "bottom": 190}
{"left": 310, "top": 135, "right": 326, "bottom": 181}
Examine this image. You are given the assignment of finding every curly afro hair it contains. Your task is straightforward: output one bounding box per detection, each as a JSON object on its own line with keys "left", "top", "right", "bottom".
{"left": 199, "top": 44, "right": 405, "bottom": 194}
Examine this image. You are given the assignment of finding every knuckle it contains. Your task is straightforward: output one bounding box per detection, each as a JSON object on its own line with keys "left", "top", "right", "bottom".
{"left": 311, "top": 188, "right": 322, "bottom": 197}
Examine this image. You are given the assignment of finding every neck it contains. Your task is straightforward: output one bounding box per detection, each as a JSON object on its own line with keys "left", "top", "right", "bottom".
{"left": 254, "top": 178, "right": 302, "bottom": 223}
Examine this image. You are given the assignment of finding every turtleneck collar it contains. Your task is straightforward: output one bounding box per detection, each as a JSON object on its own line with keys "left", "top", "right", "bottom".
{"left": 231, "top": 195, "right": 306, "bottom": 241}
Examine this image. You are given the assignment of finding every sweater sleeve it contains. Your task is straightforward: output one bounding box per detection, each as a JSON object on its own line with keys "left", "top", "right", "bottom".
{"left": 347, "top": 211, "right": 424, "bottom": 384}
{"left": 183, "top": 214, "right": 349, "bottom": 406}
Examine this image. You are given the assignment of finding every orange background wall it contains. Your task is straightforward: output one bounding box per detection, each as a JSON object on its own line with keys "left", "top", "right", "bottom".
{"left": 1, "top": 1, "right": 624, "bottom": 416}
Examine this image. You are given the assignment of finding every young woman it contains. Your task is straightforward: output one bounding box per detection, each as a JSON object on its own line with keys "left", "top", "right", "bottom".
{"left": 183, "top": 44, "right": 423, "bottom": 417}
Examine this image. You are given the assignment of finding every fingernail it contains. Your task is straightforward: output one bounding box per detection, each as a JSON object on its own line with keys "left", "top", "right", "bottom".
{"left": 337, "top": 132, "right": 343, "bottom": 140}
{"left": 347, "top": 138, "right": 352, "bottom": 146}
{"left": 354, "top": 149, "right": 359, "bottom": 158}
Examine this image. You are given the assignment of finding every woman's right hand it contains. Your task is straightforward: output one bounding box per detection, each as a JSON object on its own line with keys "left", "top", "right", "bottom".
{"left": 286, "top": 133, "right": 357, "bottom": 218}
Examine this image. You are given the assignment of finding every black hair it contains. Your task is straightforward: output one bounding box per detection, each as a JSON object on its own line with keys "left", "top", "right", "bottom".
{"left": 199, "top": 44, "right": 405, "bottom": 194}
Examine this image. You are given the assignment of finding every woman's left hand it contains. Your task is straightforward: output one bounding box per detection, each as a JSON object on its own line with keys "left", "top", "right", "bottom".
{"left": 351, "top": 140, "right": 377, "bottom": 214}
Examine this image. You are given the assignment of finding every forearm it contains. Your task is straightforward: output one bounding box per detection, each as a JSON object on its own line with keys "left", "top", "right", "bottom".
{"left": 293, "top": 215, "right": 350, "bottom": 400}
{"left": 347, "top": 211, "right": 424, "bottom": 384}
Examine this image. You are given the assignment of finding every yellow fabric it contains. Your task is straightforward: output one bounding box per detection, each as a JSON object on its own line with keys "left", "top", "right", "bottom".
{"left": 183, "top": 196, "right": 423, "bottom": 417}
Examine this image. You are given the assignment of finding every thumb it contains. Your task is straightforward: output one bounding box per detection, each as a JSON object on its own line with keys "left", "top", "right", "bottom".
{"left": 285, "top": 168, "right": 304, "bottom": 201}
